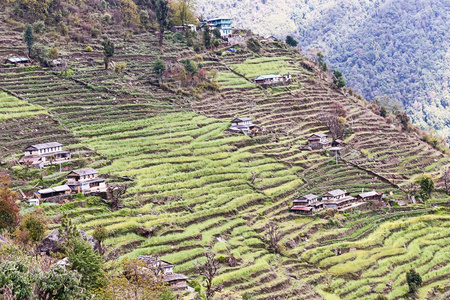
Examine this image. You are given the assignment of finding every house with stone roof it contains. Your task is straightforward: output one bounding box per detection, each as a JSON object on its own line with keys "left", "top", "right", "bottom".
{"left": 19, "top": 142, "right": 71, "bottom": 169}
{"left": 137, "top": 256, "right": 188, "bottom": 291}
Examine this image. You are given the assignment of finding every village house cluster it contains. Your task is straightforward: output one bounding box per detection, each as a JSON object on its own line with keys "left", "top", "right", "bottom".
{"left": 291, "top": 189, "right": 383, "bottom": 215}
{"left": 17, "top": 142, "right": 107, "bottom": 204}
{"left": 35, "top": 167, "right": 106, "bottom": 201}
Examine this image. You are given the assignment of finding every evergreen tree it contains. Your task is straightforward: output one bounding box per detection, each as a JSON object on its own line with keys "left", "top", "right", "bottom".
{"left": 332, "top": 69, "right": 346, "bottom": 88}
{"left": 102, "top": 36, "right": 115, "bottom": 70}
{"left": 151, "top": 0, "right": 170, "bottom": 48}
{"left": 67, "top": 238, "right": 106, "bottom": 291}
{"left": 203, "top": 24, "right": 211, "bottom": 48}
{"left": 317, "top": 52, "right": 327, "bottom": 71}
{"left": 24, "top": 24, "right": 34, "bottom": 57}
{"left": 406, "top": 268, "right": 422, "bottom": 293}
{"left": 212, "top": 28, "right": 221, "bottom": 39}
{"left": 285, "top": 35, "right": 298, "bottom": 47}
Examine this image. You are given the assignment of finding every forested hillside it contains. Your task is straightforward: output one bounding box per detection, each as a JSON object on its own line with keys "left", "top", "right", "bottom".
{"left": 196, "top": 0, "right": 450, "bottom": 139}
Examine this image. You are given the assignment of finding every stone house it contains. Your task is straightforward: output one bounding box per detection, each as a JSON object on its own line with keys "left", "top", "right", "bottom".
{"left": 66, "top": 168, "right": 106, "bottom": 194}
{"left": 307, "top": 133, "right": 330, "bottom": 150}
{"left": 254, "top": 74, "right": 291, "bottom": 85}
{"left": 19, "top": 142, "right": 71, "bottom": 169}
{"left": 137, "top": 256, "right": 188, "bottom": 291}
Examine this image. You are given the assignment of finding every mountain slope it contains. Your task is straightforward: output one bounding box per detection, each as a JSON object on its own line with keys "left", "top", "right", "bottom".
{"left": 196, "top": 0, "right": 450, "bottom": 139}
{"left": 1, "top": 10, "right": 449, "bottom": 299}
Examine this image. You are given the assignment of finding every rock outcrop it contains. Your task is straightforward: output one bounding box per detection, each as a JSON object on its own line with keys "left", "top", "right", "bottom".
{"left": 38, "top": 229, "right": 100, "bottom": 254}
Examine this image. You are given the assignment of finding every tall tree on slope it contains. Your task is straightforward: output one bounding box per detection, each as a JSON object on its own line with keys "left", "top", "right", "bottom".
{"left": 152, "top": 0, "right": 170, "bottom": 48}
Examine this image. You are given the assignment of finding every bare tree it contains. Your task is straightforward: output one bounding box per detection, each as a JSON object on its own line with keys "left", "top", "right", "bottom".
{"left": 194, "top": 252, "right": 222, "bottom": 299}
{"left": 320, "top": 111, "right": 345, "bottom": 140}
{"left": 330, "top": 101, "right": 347, "bottom": 118}
{"left": 106, "top": 184, "right": 128, "bottom": 210}
{"left": 262, "top": 221, "right": 282, "bottom": 253}
{"left": 443, "top": 167, "right": 450, "bottom": 195}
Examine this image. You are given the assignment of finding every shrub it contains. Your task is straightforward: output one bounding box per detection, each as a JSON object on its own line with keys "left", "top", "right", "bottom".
{"left": 216, "top": 255, "right": 226, "bottom": 263}
{"left": 172, "top": 32, "right": 184, "bottom": 42}
{"left": 361, "top": 149, "right": 371, "bottom": 157}
{"left": 91, "top": 28, "right": 100, "bottom": 38}
{"left": 86, "top": 197, "right": 100, "bottom": 207}
{"left": 32, "top": 20, "right": 45, "bottom": 34}
{"left": 181, "top": 59, "right": 197, "bottom": 76}
{"left": 114, "top": 62, "right": 127, "bottom": 73}
{"left": 85, "top": 45, "right": 93, "bottom": 52}
{"left": 48, "top": 46, "right": 59, "bottom": 59}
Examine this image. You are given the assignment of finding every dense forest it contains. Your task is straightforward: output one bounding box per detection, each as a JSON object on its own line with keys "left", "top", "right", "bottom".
{"left": 196, "top": 0, "right": 450, "bottom": 140}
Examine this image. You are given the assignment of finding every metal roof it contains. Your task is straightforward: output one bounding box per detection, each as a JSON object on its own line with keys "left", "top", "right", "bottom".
{"left": 324, "top": 189, "right": 346, "bottom": 197}
{"left": 309, "top": 133, "right": 328, "bottom": 139}
{"left": 231, "top": 117, "right": 252, "bottom": 123}
{"left": 25, "top": 142, "right": 63, "bottom": 150}
{"left": 358, "top": 191, "right": 379, "bottom": 198}
{"left": 7, "top": 57, "right": 29, "bottom": 63}
{"left": 67, "top": 168, "right": 99, "bottom": 176}
{"left": 299, "top": 193, "right": 318, "bottom": 201}
{"left": 254, "top": 74, "right": 282, "bottom": 81}
{"left": 138, "top": 255, "right": 175, "bottom": 268}
{"left": 38, "top": 185, "right": 70, "bottom": 194}
{"left": 164, "top": 273, "right": 189, "bottom": 282}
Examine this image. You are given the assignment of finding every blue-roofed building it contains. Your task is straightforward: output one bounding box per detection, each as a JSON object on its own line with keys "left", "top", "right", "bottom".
{"left": 200, "top": 18, "right": 233, "bottom": 36}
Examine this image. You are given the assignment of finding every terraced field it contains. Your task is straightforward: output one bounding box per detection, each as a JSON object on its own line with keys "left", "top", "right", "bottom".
{"left": 302, "top": 215, "right": 450, "bottom": 299}
{"left": 1, "top": 22, "right": 450, "bottom": 298}
{"left": 0, "top": 90, "right": 78, "bottom": 160}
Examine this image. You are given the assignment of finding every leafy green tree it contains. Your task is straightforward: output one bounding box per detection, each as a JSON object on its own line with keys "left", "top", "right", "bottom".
{"left": 15, "top": 208, "right": 47, "bottom": 245}
{"left": 285, "top": 35, "right": 298, "bottom": 47}
{"left": 24, "top": 24, "right": 34, "bottom": 56}
{"left": 0, "top": 175, "right": 19, "bottom": 232}
{"left": 67, "top": 238, "right": 106, "bottom": 291}
{"left": 151, "top": 0, "right": 170, "bottom": 48}
{"left": 102, "top": 36, "right": 115, "bottom": 70}
{"left": 181, "top": 58, "right": 197, "bottom": 75}
{"left": 119, "top": 0, "right": 140, "bottom": 26}
{"left": 34, "top": 264, "right": 84, "bottom": 300}
{"left": 212, "top": 28, "right": 221, "bottom": 39}
{"left": 171, "top": 0, "right": 197, "bottom": 27}
{"left": 203, "top": 24, "right": 212, "bottom": 48}
{"left": 93, "top": 225, "right": 108, "bottom": 254}
{"left": 406, "top": 268, "right": 422, "bottom": 293}
{"left": 415, "top": 174, "right": 434, "bottom": 200}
